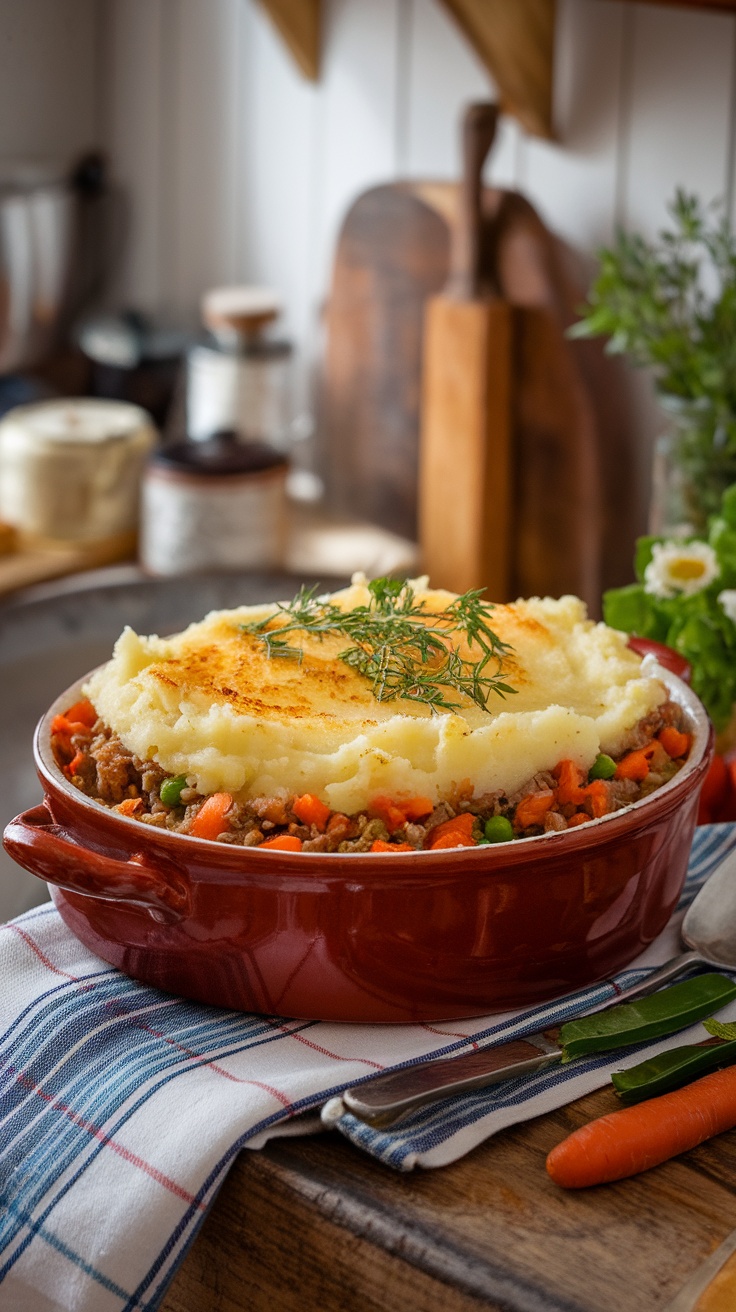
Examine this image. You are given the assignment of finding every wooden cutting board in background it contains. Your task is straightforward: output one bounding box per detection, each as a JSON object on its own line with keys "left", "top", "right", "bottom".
{"left": 320, "top": 115, "right": 636, "bottom": 611}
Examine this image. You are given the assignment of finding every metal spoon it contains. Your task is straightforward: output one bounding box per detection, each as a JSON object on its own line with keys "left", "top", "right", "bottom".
{"left": 322, "top": 847, "right": 736, "bottom": 1129}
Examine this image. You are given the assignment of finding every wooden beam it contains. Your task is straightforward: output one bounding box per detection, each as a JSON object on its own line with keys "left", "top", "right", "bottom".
{"left": 438, "top": 0, "right": 556, "bottom": 139}
{"left": 255, "top": 0, "right": 322, "bottom": 81}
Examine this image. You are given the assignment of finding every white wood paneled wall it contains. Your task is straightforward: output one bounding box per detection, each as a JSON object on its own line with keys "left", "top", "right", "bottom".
{"left": 0, "top": 0, "right": 100, "bottom": 164}
{"left": 99, "top": 0, "right": 736, "bottom": 525}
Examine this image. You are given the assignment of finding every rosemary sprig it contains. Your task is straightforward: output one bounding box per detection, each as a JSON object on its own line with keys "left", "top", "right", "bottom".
{"left": 241, "top": 577, "right": 516, "bottom": 713}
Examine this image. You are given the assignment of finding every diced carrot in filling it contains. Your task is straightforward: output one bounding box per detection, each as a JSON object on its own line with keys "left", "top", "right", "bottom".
{"left": 326, "top": 812, "right": 354, "bottom": 840}
{"left": 64, "top": 699, "right": 97, "bottom": 728}
{"left": 554, "top": 760, "right": 586, "bottom": 806}
{"left": 292, "top": 793, "right": 331, "bottom": 831}
{"left": 581, "top": 780, "right": 609, "bottom": 818}
{"left": 115, "top": 797, "right": 143, "bottom": 817}
{"left": 615, "top": 745, "right": 657, "bottom": 781}
{"left": 66, "top": 750, "right": 86, "bottom": 778}
{"left": 658, "top": 726, "right": 691, "bottom": 759}
{"left": 427, "top": 812, "right": 477, "bottom": 849}
{"left": 370, "top": 840, "right": 414, "bottom": 852}
{"left": 189, "top": 792, "right": 233, "bottom": 839}
{"left": 51, "top": 716, "right": 75, "bottom": 760}
{"left": 430, "top": 832, "right": 477, "bottom": 850}
{"left": 567, "top": 812, "right": 589, "bottom": 827}
{"left": 252, "top": 796, "right": 290, "bottom": 825}
{"left": 370, "top": 796, "right": 409, "bottom": 832}
{"left": 398, "top": 796, "right": 435, "bottom": 821}
{"left": 260, "top": 835, "right": 303, "bottom": 851}
{"left": 514, "top": 791, "right": 556, "bottom": 829}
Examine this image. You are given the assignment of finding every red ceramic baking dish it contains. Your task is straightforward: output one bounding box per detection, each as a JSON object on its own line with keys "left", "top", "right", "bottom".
{"left": 3, "top": 661, "right": 713, "bottom": 1023}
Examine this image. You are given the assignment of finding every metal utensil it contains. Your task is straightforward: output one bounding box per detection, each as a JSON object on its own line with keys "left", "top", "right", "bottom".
{"left": 324, "top": 846, "right": 736, "bottom": 1129}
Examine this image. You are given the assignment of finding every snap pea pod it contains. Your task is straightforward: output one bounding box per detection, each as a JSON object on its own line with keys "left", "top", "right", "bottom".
{"left": 611, "top": 1038, "right": 736, "bottom": 1105}
{"left": 559, "top": 974, "right": 736, "bottom": 1061}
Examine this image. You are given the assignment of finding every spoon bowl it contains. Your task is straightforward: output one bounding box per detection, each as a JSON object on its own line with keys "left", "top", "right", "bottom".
{"left": 681, "top": 848, "right": 736, "bottom": 970}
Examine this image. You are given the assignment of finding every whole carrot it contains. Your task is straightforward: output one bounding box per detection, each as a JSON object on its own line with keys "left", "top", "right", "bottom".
{"left": 546, "top": 1065, "right": 736, "bottom": 1188}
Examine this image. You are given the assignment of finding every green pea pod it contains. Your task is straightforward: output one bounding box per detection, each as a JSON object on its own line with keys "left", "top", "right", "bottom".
{"left": 559, "top": 974, "right": 736, "bottom": 1061}
{"left": 612, "top": 1038, "right": 736, "bottom": 1105}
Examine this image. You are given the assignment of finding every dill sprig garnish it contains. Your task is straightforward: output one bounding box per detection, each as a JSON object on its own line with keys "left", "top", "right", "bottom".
{"left": 241, "top": 577, "right": 516, "bottom": 713}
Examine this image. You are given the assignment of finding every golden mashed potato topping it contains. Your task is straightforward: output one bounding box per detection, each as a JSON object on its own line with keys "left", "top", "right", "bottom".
{"left": 83, "top": 577, "right": 667, "bottom": 814}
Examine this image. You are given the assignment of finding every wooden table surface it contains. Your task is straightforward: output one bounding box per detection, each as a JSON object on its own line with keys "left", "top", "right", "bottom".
{"left": 159, "top": 1084, "right": 736, "bottom": 1312}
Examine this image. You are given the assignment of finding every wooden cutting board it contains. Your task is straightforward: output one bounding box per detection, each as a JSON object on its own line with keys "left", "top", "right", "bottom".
{"left": 320, "top": 124, "right": 636, "bottom": 610}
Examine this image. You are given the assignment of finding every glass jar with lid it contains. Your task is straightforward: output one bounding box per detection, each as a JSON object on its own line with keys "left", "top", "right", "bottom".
{"left": 186, "top": 286, "right": 293, "bottom": 451}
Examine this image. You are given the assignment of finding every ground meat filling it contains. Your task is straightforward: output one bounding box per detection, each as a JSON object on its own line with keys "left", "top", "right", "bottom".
{"left": 51, "top": 697, "right": 694, "bottom": 850}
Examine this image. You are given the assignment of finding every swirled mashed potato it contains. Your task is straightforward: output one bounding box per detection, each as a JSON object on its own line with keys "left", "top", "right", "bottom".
{"left": 83, "top": 579, "right": 667, "bottom": 814}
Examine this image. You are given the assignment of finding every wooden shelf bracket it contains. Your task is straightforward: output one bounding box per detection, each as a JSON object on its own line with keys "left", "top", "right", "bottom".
{"left": 437, "top": 0, "right": 556, "bottom": 139}
{"left": 254, "top": 0, "right": 555, "bottom": 138}
{"left": 255, "top": 0, "right": 322, "bottom": 81}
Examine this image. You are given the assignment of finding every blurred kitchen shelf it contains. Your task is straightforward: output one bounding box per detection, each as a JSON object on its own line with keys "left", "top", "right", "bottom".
{"left": 0, "top": 536, "right": 139, "bottom": 600}
{"left": 0, "top": 505, "right": 420, "bottom": 604}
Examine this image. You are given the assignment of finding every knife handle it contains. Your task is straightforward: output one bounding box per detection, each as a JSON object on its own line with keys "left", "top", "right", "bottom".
{"left": 336, "top": 1034, "right": 561, "bottom": 1127}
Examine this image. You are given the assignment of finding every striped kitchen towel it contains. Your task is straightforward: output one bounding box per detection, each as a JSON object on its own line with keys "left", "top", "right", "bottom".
{"left": 2, "top": 822, "right": 736, "bottom": 1312}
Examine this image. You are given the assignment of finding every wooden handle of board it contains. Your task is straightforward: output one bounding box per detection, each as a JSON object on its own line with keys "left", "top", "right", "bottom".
{"left": 419, "top": 100, "right": 512, "bottom": 599}
{"left": 448, "top": 102, "right": 499, "bottom": 300}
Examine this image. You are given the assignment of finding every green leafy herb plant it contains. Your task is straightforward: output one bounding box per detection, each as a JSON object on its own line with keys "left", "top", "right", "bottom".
{"left": 571, "top": 189, "right": 736, "bottom": 529}
{"left": 603, "top": 483, "right": 736, "bottom": 734}
{"left": 241, "top": 576, "right": 516, "bottom": 714}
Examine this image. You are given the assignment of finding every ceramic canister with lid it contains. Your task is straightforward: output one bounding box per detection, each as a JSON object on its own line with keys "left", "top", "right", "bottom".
{"left": 0, "top": 398, "right": 156, "bottom": 549}
{"left": 140, "top": 431, "right": 288, "bottom": 575}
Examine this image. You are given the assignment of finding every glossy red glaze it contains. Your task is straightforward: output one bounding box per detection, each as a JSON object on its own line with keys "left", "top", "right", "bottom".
{"left": 3, "top": 670, "right": 714, "bottom": 1023}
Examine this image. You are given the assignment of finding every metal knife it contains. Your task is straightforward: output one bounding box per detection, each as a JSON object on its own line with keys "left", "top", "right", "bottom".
{"left": 321, "top": 952, "right": 706, "bottom": 1129}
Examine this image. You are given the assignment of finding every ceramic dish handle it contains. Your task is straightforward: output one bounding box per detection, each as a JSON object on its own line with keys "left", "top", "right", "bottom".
{"left": 4, "top": 803, "right": 191, "bottom": 923}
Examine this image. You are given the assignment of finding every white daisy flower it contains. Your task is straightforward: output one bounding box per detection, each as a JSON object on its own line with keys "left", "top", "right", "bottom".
{"left": 719, "top": 589, "right": 736, "bottom": 624}
{"left": 643, "top": 540, "right": 719, "bottom": 599}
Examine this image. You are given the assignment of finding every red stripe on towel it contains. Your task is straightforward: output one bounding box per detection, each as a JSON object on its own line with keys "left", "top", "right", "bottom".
{"left": 10, "top": 1066, "right": 204, "bottom": 1209}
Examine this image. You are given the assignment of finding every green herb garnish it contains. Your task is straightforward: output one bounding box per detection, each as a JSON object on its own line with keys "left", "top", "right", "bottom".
{"left": 240, "top": 577, "right": 516, "bottom": 713}
{"left": 704, "top": 1018, "right": 736, "bottom": 1041}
